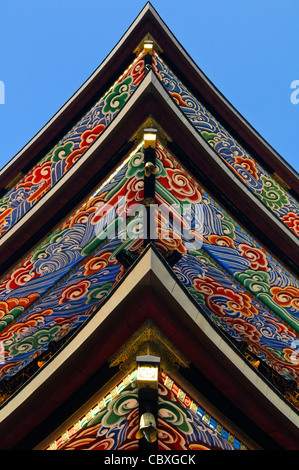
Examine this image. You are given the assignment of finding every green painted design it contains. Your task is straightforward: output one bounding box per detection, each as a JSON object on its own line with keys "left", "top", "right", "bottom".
{"left": 259, "top": 176, "right": 289, "bottom": 210}
{"left": 159, "top": 396, "right": 194, "bottom": 434}
{"left": 89, "top": 381, "right": 138, "bottom": 427}
{"left": 125, "top": 151, "right": 144, "bottom": 179}
{"left": 103, "top": 77, "right": 133, "bottom": 114}
{"left": 187, "top": 286, "right": 205, "bottom": 304}
{"left": 221, "top": 218, "right": 236, "bottom": 239}
{"left": 125, "top": 151, "right": 167, "bottom": 179}
{"left": 201, "top": 131, "right": 222, "bottom": 147}
{"left": 258, "top": 292, "right": 299, "bottom": 333}
{"left": 235, "top": 269, "right": 271, "bottom": 295}
{"left": 189, "top": 249, "right": 216, "bottom": 267}
{"left": 154, "top": 158, "right": 168, "bottom": 178}
{"left": 266, "top": 346, "right": 290, "bottom": 362}
{"left": 6, "top": 324, "right": 61, "bottom": 357}
{"left": 81, "top": 218, "right": 124, "bottom": 256}
{"left": 235, "top": 269, "right": 299, "bottom": 333}
{"left": 0, "top": 306, "right": 25, "bottom": 331}
{"left": 85, "top": 281, "right": 114, "bottom": 304}
{"left": 51, "top": 142, "right": 74, "bottom": 162}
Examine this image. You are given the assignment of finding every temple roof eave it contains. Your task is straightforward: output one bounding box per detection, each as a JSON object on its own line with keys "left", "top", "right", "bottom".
{"left": 0, "top": 246, "right": 298, "bottom": 450}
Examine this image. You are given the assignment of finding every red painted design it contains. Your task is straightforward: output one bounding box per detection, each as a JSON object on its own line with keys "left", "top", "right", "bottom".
{"left": 6, "top": 260, "right": 38, "bottom": 291}
{"left": 193, "top": 276, "right": 258, "bottom": 318}
{"left": 239, "top": 244, "right": 268, "bottom": 271}
{"left": 58, "top": 279, "right": 91, "bottom": 304}
{"left": 280, "top": 212, "right": 299, "bottom": 236}
{"left": 159, "top": 168, "right": 202, "bottom": 202}
{"left": 270, "top": 286, "right": 299, "bottom": 309}
{"left": 84, "top": 252, "right": 116, "bottom": 276}
{"left": 235, "top": 156, "right": 259, "bottom": 179}
{"left": 79, "top": 124, "right": 105, "bottom": 148}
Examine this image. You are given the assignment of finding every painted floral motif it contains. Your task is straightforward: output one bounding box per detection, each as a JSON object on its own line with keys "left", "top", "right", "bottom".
{"left": 0, "top": 145, "right": 145, "bottom": 381}
{"left": 54, "top": 374, "right": 240, "bottom": 450}
{"left": 280, "top": 212, "right": 299, "bottom": 236}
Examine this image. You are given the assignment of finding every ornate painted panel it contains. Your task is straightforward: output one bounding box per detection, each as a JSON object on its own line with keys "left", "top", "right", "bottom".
{"left": 51, "top": 371, "right": 140, "bottom": 450}
{"left": 153, "top": 52, "right": 299, "bottom": 238}
{"left": 0, "top": 51, "right": 146, "bottom": 238}
{"left": 158, "top": 373, "right": 245, "bottom": 450}
{"left": 0, "top": 138, "right": 298, "bottom": 409}
{"left": 153, "top": 142, "right": 299, "bottom": 389}
{"left": 0, "top": 41, "right": 297, "bottom": 411}
{"left": 48, "top": 370, "right": 247, "bottom": 450}
{"left": 2, "top": 45, "right": 297, "bottom": 245}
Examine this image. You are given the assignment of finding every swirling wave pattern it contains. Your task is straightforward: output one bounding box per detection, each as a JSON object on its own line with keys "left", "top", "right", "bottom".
{"left": 0, "top": 49, "right": 298, "bottom": 415}
{"left": 0, "top": 145, "right": 145, "bottom": 381}
{"left": 158, "top": 379, "right": 237, "bottom": 450}
{"left": 51, "top": 373, "right": 245, "bottom": 450}
{"left": 156, "top": 143, "right": 299, "bottom": 386}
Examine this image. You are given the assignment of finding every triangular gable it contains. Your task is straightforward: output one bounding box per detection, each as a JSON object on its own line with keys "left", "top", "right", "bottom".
{"left": 2, "top": 3, "right": 296, "bottom": 196}
{"left": 153, "top": 54, "right": 299, "bottom": 238}
{"left": 42, "top": 367, "right": 249, "bottom": 451}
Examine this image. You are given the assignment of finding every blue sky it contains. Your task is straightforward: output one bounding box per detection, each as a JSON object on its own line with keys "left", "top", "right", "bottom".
{"left": 0, "top": 0, "right": 298, "bottom": 175}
